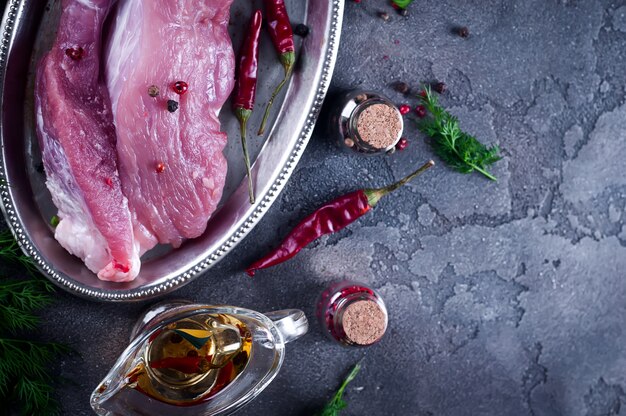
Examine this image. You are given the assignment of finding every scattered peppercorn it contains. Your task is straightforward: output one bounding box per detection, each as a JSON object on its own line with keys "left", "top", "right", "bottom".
{"left": 399, "top": 8, "right": 409, "bottom": 17}
{"left": 354, "top": 94, "right": 368, "bottom": 104}
{"left": 155, "top": 162, "right": 165, "bottom": 173}
{"left": 419, "top": 90, "right": 427, "bottom": 98}
{"left": 294, "top": 23, "right": 310, "bottom": 37}
{"left": 433, "top": 82, "right": 447, "bottom": 94}
{"left": 415, "top": 105, "right": 426, "bottom": 118}
{"left": 170, "top": 333, "right": 183, "bottom": 344}
{"left": 396, "top": 137, "right": 409, "bottom": 151}
{"left": 105, "top": 177, "right": 113, "bottom": 187}
{"left": 353, "top": 0, "right": 361, "bottom": 3}
{"left": 399, "top": 104, "right": 411, "bottom": 115}
{"left": 172, "top": 81, "right": 188, "bottom": 95}
{"left": 65, "top": 47, "right": 85, "bottom": 61}
{"left": 148, "top": 85, "right": 160, "bottom": 97}
{"left": 167, "top": 100, "right": 179, "bottom": 113}
{"left": 379, "top": 11, "right": 390, "bottom": 22}
{"left": 393, "top": 81, "right": 410, "bottom": 94}
{"left": 457, "top": 26, "right": 470, "bottom": 38}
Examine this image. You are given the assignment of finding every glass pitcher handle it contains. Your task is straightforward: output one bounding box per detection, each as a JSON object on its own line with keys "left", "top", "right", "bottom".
{"left": 264, "top": 309, "right": 309, "bottom": 344}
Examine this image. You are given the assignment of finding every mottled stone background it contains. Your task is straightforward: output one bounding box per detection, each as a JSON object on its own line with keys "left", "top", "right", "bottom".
{"left": 8, "top": 0, "right": 626, "bottom": 415}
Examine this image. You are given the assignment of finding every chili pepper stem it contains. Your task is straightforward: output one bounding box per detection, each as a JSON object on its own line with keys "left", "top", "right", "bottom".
{"left": 258, "top": 52, "right": 296, "bottom": 135}
{"left": 235, "top": 107, "right": 255, "bottom": 204}
{"left": 364, "top": 160, "right": 435, "bottom": 207}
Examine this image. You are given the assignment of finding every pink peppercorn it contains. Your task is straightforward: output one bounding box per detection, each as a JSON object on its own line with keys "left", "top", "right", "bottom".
{"left": 415, "top": 105, "right": 426, "bottom": 118}
{"left": 396, "top": 137, "right": 408, "bottom": 151}
{"left": 399, "top": 104, "right": 411, "bottom": 115}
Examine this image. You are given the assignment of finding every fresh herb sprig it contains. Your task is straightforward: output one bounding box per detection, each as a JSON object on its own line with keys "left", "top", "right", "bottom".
{"left": 0, "top": 230, "right": 69, "bottom": 415}
{"left": 317, "top": 362, "right": 362, "bottom": 416}
{"left": 418, "top": 86, "right": 501, "bottom": 181}
{"left": 0, "top": 230, "right": 38, "bottom": 275}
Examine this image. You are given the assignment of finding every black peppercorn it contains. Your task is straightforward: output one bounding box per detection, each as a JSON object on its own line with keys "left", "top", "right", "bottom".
{"left": 294, "top": 23, "right": 309, "bottom": 37}
{"left": 457, "top": 26, "right": 469, "bottom": 38}
{"left": 167, "top": 99, "right": 179, "bottom": 113}
{"left": 148, "top": 85, "right": 160, "bottom": 97}
{"left": 433, "top": 82, "right": 447, "bottom": 94}
{"left": 393, "top": 81, "right": 410, "bottom": 94}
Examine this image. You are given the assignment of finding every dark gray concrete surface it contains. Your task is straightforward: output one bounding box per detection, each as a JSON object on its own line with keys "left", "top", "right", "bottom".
{"left": 8, "top": 0, "right": 626, "bottom": 415}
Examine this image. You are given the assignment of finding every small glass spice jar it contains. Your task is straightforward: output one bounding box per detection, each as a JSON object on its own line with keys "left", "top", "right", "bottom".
{"left": 330, "top": 90, "right": 404, "bottom": 155}
{"left": 316, "top": 280, "right": 388, "bottom": 347}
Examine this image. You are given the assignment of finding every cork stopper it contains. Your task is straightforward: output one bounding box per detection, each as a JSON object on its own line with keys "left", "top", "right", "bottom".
{"left": 355, "top": 103, "right": 402, "bottom": 150}
{"left": 342, "top": 300, "right": 387, "bottom": 345}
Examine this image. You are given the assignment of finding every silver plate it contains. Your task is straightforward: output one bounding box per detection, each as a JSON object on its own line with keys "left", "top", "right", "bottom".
{"left": 0, "top": 0, "right": 344, "bottom": 301}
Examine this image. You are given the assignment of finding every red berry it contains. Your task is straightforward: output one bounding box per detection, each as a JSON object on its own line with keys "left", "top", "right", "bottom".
{"left": 172, "top": 81, "right": 188, "bottom": 95}
{"left": 415, "top": 105, "right": 426, "bottom": 118}
{"left": 353, "top": 0, "right": 361, "bottom": 3}
{"left": 399, "top": 104, "right": 411, "bottom": 115}
{"left": 396, "top": 137, "right": 409, "bottom": 151}
{"left": 65, "top": 47, "right": 85, "bottom": 61}
{"left": 155, "top": 162, "right": 166, "bottom": 173}
{"left": 391, "top": 2, "right": 399, "bottom": 9}
{"left": 105, "top": 177, "right": 113, "bottom": 187}
{"left": 419, "top": 90, "right": 427, "bottom": 98}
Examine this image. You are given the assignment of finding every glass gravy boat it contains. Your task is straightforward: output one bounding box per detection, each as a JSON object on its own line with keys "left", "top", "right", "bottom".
{"left": 91, "top": 302, "right": 308, "bottom": 415}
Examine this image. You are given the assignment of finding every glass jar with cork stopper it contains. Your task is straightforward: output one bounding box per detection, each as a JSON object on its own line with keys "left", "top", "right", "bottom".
{"left": 316, "top": 280, "right": 388, "bottom": 347}
{"left": 330, "top": 90, "right": 404, "bottom": 155}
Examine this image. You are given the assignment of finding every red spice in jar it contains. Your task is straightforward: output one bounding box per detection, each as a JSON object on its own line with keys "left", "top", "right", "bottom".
{"left": 317, "top": 281, "right": 388, "bottom": 346}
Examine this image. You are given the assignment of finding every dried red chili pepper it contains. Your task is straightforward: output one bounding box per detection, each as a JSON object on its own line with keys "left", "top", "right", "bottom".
{"left": 246, "top": 160, "right": 435, "bottom": 276}
{"left": 257, "top": 0, "right": 296, "bottom": 135}
{"left": 234, "top": 10, "right": 263, "bottom": 204}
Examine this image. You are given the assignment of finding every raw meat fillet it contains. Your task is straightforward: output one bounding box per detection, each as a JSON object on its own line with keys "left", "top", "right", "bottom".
{"left": 35, "top": 0, "right": 141, "bottom": 281}
{"left": 105, "top": 0, "right": 235, "bottom": 248}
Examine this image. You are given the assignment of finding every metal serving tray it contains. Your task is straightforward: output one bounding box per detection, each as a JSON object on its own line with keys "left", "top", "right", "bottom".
{"left": 0, "top": 0, "right": 343, "bottom": 301}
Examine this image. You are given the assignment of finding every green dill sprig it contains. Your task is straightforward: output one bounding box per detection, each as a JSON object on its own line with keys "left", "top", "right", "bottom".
{"left": 417, "top": 86, "right": 502, "bottom": 181}
{"left": 0, "top": 279, "right": 54, "bottom": 333}
{"left": 0, "top": 229, "right": 68, "bottom": 415}
{"left": 317, "top": 362, "right": 362, "bottom": 416}
{"left": 0, "top": 229, "right": 38, "bottom": 275}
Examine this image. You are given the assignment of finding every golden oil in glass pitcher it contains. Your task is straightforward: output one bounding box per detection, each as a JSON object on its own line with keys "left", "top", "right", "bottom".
{"left": 124, "top": 313, "right": 252, "bottom": 405}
